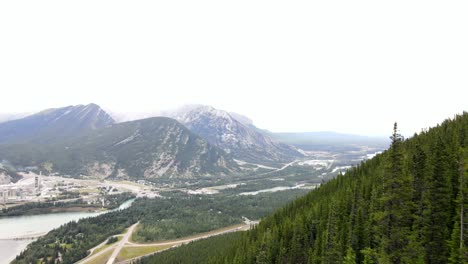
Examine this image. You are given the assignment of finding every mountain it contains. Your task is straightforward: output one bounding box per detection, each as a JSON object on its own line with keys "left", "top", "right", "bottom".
{"left": 0, "top": 112, "right": 31, "bottom": 124}
{"left": 0, "top": 167, "right": 22, "bottom": 184}
{"left": 0, "top": 104, "right": 115, "bottom": 144}
{"left": 139, "top": 112, "right": 468, "bottom": 264}
{"left": 165, "top": 105, "right": 303, "bottom": 166}
{"left": 271, "top": 131, "right": 389, "bottom": 151}
{"left": 0, "top": 116, "right": 239, "bottom": 179}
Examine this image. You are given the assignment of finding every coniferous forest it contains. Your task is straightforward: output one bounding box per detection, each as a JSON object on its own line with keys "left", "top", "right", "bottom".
{"left": 141, "top": 113, "right": 468, "bottom": 264}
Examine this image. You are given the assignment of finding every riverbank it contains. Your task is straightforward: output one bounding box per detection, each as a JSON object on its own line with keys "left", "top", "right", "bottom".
{"left": 0, "top": 193, "right": 134, "bottom": 217}
{"left": 0, "top": 205, "right": 105, "bottom": 217}
{"left": 0, "top": 198, "right": 135, "bottom": 263}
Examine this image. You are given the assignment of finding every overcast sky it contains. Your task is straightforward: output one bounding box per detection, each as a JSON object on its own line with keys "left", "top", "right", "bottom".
{"left": 0, "top": 1, "right": 466, "bottom": 136}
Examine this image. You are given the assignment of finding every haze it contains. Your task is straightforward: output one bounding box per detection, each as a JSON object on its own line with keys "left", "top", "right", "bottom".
{"left": 0, "top": 0, "right": 466, "bottom": 136}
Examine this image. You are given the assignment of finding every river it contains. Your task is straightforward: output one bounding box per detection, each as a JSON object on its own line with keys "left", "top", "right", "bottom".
{"left": 0, "top": 199, "right": 135, "bottom": 264}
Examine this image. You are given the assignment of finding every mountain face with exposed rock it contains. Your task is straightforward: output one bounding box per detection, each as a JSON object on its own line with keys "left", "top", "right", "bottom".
{"left": 65, "top": 117, "right": 239, "bottom": 179}
{"left": 0, "top": 167, "right": 22, "bottom": 184}
{"left": 165, "top": 105, "right": 303, "bottom": 166}
{"left": 0, "top": 110, "right": 239, "bottom": 179}
{"left": 0, "top": 103, "right": 115, "bottom": 144}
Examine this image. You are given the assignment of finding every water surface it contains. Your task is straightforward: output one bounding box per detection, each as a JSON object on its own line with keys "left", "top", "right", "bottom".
{"left": 0, "top": 198, "right": 135, "bottom": 264}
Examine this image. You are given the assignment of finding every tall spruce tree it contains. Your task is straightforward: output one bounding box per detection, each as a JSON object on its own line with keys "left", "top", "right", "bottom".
{"left": 449, "top": 150, "right": 468, "bottom": 263}
{"left": 378, "top": 123, "right": 414, "bottom": 263}
{"left": 425, "top": 136, "right": 452, "bottom": 264}
{"left": 324, "top": 200, "right": 341, "bottom": 264}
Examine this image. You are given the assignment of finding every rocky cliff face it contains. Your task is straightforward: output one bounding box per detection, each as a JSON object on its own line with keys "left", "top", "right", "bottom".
{"left": 81, "top": 117, "right": 240, "bottom": 179}
{"left": 166, "top": 105, "right": 303, "bottom": 165}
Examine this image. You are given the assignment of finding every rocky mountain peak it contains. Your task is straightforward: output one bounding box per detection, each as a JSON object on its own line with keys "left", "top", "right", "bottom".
{"left": 165, "top": 105, "right": 303, "bottom": 165}
{"left": 0, "top": 103, "right": 115, "bottom": 144}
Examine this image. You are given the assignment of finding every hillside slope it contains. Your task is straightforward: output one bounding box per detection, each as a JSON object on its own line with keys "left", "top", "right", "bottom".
{"left": 166, "top": 105, "right": 303, "bottom": 166}
{"left": 0, "top": 117, "right": 239, "bottom": 179}
{"left": 0, "top": 103, "right": 115, "bottom": 144}
{"left": 141, "top": 112, "right": 468, "bottom": 264}
{"left": 0, "top": 167, "right": 22, "bottom": 184}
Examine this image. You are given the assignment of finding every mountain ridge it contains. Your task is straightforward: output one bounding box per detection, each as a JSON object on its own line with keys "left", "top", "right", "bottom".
{"left": 0, "top": 104, "right": 242, "bottom": 179}
{"left": 0, "top": 116, "right": 239, "bottom": 179}
{"left": 164, "top": 105, "right": 303, "bottom": 166}
{"left": 0, "top": 103, "right": 115, "bottom": 144}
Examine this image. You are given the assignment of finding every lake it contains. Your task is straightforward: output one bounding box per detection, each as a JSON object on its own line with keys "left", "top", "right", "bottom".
{"left": 0, "top": 199, "right": 135, "bottom": 264}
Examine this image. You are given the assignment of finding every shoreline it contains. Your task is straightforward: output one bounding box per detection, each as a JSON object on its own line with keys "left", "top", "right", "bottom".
{"left": 0, "top": 206, "right": 106, "bottom": 218}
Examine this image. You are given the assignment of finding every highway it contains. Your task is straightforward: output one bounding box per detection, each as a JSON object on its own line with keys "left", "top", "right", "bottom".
{"left": 77, "top": 222, "right": 251, "bottom": 264}
{"left": 106, "top": 222, "right": 139, "bottom": 264}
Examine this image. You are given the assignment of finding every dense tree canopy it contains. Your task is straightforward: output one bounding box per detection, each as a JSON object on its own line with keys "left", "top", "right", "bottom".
{"left": 142, "top": 113, "right": 468, "bottom": 264}
{"left": 12, "top": 189, "right": 306, "bottom": 264}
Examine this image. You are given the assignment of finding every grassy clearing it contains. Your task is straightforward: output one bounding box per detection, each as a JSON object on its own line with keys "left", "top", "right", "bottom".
{"left": 116, "top": 245, "right": 172, "bottom": 261}
{"left": 130, "top": 223, "right": 246, "bottom": 244}
{"left": 91, "top": 236, "right": 122, "bottom": 256}
{"left": 86, "top": 250, "right": 113, "bottom": 264}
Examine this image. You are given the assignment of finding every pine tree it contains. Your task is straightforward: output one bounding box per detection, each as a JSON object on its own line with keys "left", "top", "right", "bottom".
{"left": 425, "top": 136, "right": 452, "bottom": 264}
{"left": 378, "top": 123, "right": 414, "bottom": 263}
{"left": 449, "top": 151, "right": 468, "bottom": 263}
{"left": 361, "top": 247, "right": 377, "bottom": 264}
{"left": 402, "top": 143, "right": 427, "bottom": 263}
{"left": 343, "top": 247, "right": 357, "bottom": 264}
{"left": 324, "top": 201, "right": 341, "bottom": 264}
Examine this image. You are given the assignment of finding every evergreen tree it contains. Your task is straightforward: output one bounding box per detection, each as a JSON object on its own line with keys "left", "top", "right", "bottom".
{"left": 425, "top": 136, "right": 452, "bottom": 264}
{"left": 324, "top": 201, "right": 341, "bottom": 264}
{"left": 449, "top": 151, "right": 468, "bottom": 263}
{"left": 343, "top": 247, "right": 357, "bottom": 264}
{"left": 378, "top": 123, "right": 414, "bottom": 263}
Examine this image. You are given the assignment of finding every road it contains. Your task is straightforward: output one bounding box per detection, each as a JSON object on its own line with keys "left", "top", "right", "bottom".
{"left": 77, "top": 222, "right": 250, "bottom": 264}
{"left": 76, "top": 244, "right": 116, "bottom": 264}
{"left": 125, "top": 223, "right": 249, "bottom": 247}
{"left": 86, "top": 234, "right": 123, "bottom": 256}
{"left": 106, "top": 222, "right": 139, "bottom": 264}
{"left": 259, "top": 159, "right": 298, "bottom": 176}
{"left": 76, "top": 224, "right": 138, "bottom": 264}
{"left": 114, "top": 224, "right": 250, "bottom": 264}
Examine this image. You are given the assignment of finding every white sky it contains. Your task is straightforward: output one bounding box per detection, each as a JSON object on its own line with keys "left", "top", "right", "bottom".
{"left": 0, "top": 1, "right": 467, "bottom": 136}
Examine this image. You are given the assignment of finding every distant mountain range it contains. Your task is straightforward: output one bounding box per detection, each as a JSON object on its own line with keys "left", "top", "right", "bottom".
{"left": 0, "top": 104, "right": 238, "bottom": 179}
{"left": 0, "top": 103, "right": 388, "bottom": 181}
{"left": 271, "top": 131, "right": 388, "bottom": 151}
{"left": 0, "top": 104, "right": 115, "bottom": 144}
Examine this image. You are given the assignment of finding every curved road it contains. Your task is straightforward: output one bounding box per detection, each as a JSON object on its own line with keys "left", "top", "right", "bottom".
{"left": 125, "top": 224, "right": 249, "bottom": 247}
{"left": 76, "top": 244, "right": 116, "bottom": 264}
{"left": 78, "top": 222, "right": 250, "bottom": 264}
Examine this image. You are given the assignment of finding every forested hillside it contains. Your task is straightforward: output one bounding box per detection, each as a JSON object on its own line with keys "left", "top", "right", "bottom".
{"left": 143, "top": 113, "right": 468, "bottom": 264}
{"left": 12, "top": 190, "right": 306, "bottom": 264}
